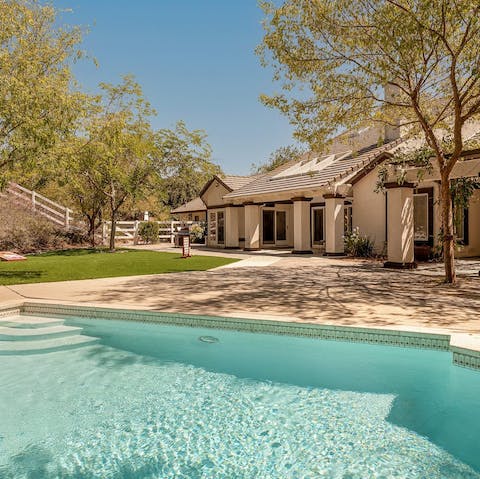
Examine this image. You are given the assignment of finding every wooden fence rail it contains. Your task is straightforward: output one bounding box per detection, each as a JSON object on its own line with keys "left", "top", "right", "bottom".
{"left": 2, "top": 182, "right": 74, "bottom": 228}
{"left": 102, "top": 220, "right": 205, "bottom": 244}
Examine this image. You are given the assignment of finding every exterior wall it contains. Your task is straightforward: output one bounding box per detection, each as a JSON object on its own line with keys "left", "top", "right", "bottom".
{"left": 201, "top": 180, "right": 230, "bottom": 207}
{"left": 292, "top": 200, "right": 312, "bottom": 252}
{"left": 225, "top": 207, "right": 239, "bottom": 248}
{"left": 238, "top": 207, "right": 245, "bottom": 248}
{"left": 352, "top": 166, "right": 386, "bottom": 254}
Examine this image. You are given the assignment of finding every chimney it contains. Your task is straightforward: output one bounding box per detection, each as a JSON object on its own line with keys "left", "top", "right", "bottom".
{"left": 384, "top": 82, "right": 401, "bottom": 142}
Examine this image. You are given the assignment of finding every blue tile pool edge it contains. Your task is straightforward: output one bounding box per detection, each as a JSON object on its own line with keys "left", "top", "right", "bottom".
{"left": 4, "top": 301, "right": 479, "bottom": 371}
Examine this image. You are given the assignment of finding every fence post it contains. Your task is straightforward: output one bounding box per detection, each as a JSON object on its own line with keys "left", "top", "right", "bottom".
{"left": 65, "top": 209, "right": 70, "bottom": 228}
{"left": 170, "top": 220, "right": 175, "bottom": 244}
{"left": 32, "top": 191, "right": 36, "bottom": 211}
{"left": 134, "top": 220, "right": 139, "bottom": 245}
{"left": 102, "top": 222, "right": 107, "bottom": 245}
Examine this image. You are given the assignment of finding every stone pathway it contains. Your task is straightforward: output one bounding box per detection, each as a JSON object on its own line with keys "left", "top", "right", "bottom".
{"left": 4, "top": 254, "right": 479, "bottom": 335}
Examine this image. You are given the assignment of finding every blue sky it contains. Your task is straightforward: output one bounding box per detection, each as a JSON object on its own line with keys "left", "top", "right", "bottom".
{"left": 53, "top": 0, "right": 296, "bottom": 175}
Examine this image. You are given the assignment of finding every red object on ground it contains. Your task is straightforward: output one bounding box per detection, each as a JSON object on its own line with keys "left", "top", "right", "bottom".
{"left": 0, "top": 251, "right": 27, "bottom": 261}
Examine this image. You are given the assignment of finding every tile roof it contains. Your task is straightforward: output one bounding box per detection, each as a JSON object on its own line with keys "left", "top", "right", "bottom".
{"left": 171, "top": 197, "right": 206, "bottom": 214}
{"left": 221, "top": 175, "right": 259, "bottom": 191}
{"left": 224, "top": 138, "right": 405, "bottom": 199}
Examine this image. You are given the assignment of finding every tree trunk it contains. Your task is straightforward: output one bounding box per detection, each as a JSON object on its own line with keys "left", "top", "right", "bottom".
{"left": 440, "top": 174, "right": 456, "bottom": 284}
{"left": 109, "top": 210, "right": 117, "bottom": 252}
{"left": 87, "top": 216, "right": 96, "bottom": 248}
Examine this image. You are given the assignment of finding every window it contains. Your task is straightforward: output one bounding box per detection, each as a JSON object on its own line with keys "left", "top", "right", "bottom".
{"left": 208, "top": 212, "right": 216, "bottom": 242}
{"left": 454, "top": 206, "right": 468, "bottom": 244}
{"left": 276, "top": 211, "right": 287, "bottom": 241}
{"left": 217, "top": 211, "right": 225, "bottom": 244}
{"left": 262, "top": 210, "right": 275, "bottom": 243}
{"left": 413, "top": 193, "right": 429, "bottom": 241}
{"left": 312, "top": 207, "right": 325, "bottom": 245}
{"left": 344, "top": 205, "right": 353, "bottom": 235}
{"left": 194, "top": 215, "right": 199, "bottom": 221}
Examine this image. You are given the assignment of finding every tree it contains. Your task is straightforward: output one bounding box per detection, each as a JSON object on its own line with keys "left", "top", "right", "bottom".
{"left": 79, "top": 76, "right": 159, "bottom": 251}
{"left": 155, "top": 121, "right": 221, "bottom": 209}
{"left": 0, "top": 0, "right": 87, "bottom": 187}
{"left": 258, "top": 0, "right": 480, "bottom": 283}
{"left": 251, "top": 145, "right": 305, "bottom": 174}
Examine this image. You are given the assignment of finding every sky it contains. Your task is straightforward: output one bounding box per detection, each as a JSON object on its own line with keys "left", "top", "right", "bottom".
{"left": 53, "top": 0, "right": 297, "bottom": 175}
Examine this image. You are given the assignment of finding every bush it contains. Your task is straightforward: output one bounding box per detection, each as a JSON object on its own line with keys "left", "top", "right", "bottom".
{"left": 138, "top": 221, "right": 159, "bottom": 244}
{"left": 190, "top": 223, "right": 205, "bottom": 243}
{"left": 0, "top": 197, "right": 68, "bottom": 253}
{"left": 344, "top": 228, "right": 374, "bottom": 258}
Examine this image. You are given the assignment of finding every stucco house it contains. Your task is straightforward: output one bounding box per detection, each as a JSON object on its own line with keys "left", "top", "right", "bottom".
{"left": 171, "top": 197, "right": 207, "bottom": 222}
{"left": 200, "top": 122, "right": 480, "bottom": 267}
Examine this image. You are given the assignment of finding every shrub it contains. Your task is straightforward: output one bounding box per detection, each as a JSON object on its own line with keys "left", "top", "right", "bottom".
{"left": 190, "top": 223, "right": 205, "bottom": 243}
{"left": 138, "top": 221, "right": 159, "bottom": 244}
{"left": 344, "top": 227, "right": 374, "bottom": 258}
{"left": 0, "top": 197, "right": 68, "bottom": 253}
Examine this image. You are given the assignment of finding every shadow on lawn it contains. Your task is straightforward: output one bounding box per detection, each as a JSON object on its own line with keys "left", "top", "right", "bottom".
{"left": 0, "top": 270, "right": 43, "bottom": 279}
{"left": 36, "top": 248, "right": 116, "bottom": 257}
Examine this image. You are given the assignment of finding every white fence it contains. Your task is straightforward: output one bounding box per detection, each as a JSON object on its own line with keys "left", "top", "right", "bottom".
{"left": 102, "top": 220, "right": 205, "bottom": 244}
{"left": 2, "top": 182, "right": 74, "bottom": 227}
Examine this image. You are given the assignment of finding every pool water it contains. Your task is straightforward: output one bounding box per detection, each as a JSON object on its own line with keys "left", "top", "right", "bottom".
{"left": 1, "top": 318, "right": 480, "bottom": 478}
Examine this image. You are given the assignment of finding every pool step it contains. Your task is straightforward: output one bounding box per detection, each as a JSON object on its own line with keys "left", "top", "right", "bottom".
{"left": 0, "top": 335, "right": 100, "bottom": 355}
{"left": 0, "top": 313, "right": 100, "bottom": 355}
{"left": 0, "top": 324, "right": 83, "bottom": 341}
{"left": 0, "top": 315, "right": 65, "bottom": 329}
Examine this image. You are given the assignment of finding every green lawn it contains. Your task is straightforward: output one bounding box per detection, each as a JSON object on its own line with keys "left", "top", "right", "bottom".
{"left": 0, "top": 249, "right": 238, "bottom": 285}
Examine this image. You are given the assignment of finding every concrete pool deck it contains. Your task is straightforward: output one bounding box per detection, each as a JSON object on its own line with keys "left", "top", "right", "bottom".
{"left": 1, "top": 250, "right": 479, "bottom": 336}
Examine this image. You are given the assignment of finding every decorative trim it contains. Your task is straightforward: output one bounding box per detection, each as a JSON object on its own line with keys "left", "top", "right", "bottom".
{"left": 323, "top": 193, "right": 345, "bottom": 199}
{"left": 291, "top": 197, "right": 313, "bottom": 202}
{"left": 3, "top": 302, "right": 480, "bottom": 371}
{"left": 452, "top": 346, "right": 480, "bottom": 370}
{"left": 16, "top": 302, "right": 451, "bottom": 352}
{"left": 384, "top": 181, "right": 415, "bottom": 189}
{"left": 384, "top": 261, "right": 418, "bottom": 269}
{"left": 207, "top": 203, "right": 237, "bottom": 209}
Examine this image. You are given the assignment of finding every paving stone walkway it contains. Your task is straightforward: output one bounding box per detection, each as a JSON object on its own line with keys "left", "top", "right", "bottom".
{"left": 3, "top": 254, "right": 479, "bottom": 334}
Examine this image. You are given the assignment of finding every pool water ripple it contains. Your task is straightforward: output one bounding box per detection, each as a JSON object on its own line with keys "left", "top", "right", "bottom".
{"left": 0, "top": 340, "right": 478, "bottom": 479}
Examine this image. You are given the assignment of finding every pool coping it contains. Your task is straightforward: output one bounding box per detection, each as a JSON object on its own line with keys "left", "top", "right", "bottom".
{"left": 1, "top": 300, "right": 480, "bottom": 371}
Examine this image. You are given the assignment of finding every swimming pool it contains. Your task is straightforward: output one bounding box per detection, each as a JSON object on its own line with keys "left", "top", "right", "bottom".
{"left": 1, "top": 314, "right": 480, "bottom": 478}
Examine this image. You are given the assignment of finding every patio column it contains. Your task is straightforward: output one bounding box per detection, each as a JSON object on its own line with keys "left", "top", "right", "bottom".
{"left": 292, "top": 197, "right": 312, "bottom": 254}
{"left": 225, "top": 206, "right": 239, "bottom": 248}
{"left": 324, "top": 194, "right": 345, "bottom": 256}
{"left": 384, "top": 182, "right": 416, "bottom": 268}
{"left": 244, "top": 203, "right": 260, "bottom": 250}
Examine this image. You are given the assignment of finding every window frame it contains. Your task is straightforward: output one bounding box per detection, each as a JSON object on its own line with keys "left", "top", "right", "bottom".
{"left": 311, "top": 206, "right": 326, "bottom": 245}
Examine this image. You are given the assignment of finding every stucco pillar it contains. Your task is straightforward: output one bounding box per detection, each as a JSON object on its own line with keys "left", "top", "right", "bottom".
{"left": 225, "top": 206, "right": 239, "bottom": 248}
{"left": 244, "top": 203, "right": 260, "bottom": 250}
{"left": 292, "top": 197, "right": 312, "bottom": 254}
{"left": 324, "top": 194, "right": 345, "bottom": 255}
{"left": 384, "top": 182, "right": 416, "bottom": 268}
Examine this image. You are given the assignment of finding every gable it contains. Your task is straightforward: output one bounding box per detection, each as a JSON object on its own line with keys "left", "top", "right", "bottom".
{"left": 200, "top": 178, "right": 231, "bottom": 207}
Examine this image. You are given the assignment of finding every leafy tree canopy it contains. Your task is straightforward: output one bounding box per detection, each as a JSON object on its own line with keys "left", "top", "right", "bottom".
{"left": 258, "top": 0, "right": 480, "bottom": 283}
{"left": 155, "top": 121, "right": 221, "bottom": 208}
{"left": 0, "top": 0, "right": 88, "bottom": 187}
